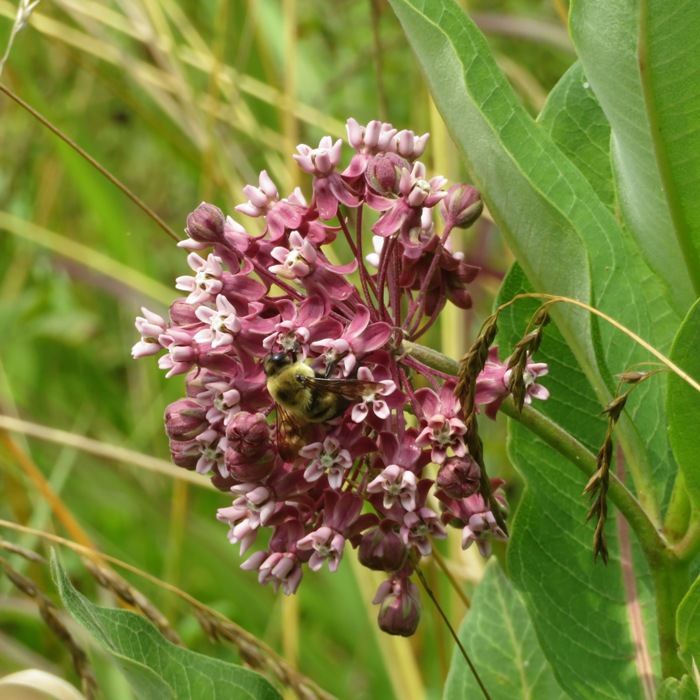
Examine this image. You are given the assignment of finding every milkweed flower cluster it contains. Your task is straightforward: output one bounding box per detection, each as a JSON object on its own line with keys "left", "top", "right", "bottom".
{"left": 132, "top": 118, "right": 549, "bottom": 636}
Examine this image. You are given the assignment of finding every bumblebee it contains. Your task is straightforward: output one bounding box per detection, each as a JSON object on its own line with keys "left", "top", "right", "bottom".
{"left": 263, "top": 352, "right": 382, "bottom": 457}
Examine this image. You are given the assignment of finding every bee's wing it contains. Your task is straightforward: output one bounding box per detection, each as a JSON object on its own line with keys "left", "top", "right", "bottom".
{"left": 297, "top": 375, "right": 385, "bottom": 401}
{"left": 275, "top": 404, "right": 312, "bottom": 461}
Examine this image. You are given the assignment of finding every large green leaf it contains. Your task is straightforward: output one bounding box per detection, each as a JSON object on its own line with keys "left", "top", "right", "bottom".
{"left": 498, "top": 263, "right": 659, "bottom": 699}
{"left": 667, "top": 299, "right": 700, "bottom": 513}
{"left": 569, "top": 0, "right": 698, "bottom": 310}
{"left": 51, "top": 552, "right": 282, "bottom": 700}
{"left": 443, "top": 560, "right": 566, "bottom": 700}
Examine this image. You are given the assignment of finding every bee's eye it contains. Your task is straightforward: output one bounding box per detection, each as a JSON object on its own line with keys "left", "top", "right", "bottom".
{"left": 271, "top": 352, "right": 291, "bottom": 366}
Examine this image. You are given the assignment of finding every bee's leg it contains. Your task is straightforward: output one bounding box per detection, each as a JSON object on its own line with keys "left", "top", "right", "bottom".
{"left": 319, "top": 352, "right": 352, "bottom": 378}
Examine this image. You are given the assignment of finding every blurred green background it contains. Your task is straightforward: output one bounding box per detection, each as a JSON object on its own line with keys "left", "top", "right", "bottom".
{"left": 0, "top": 1, "right": 573, "bottom": 697}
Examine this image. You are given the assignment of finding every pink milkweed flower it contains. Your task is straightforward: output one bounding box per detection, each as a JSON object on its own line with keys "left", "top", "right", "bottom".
{"left": 310, "top": 305, "right": 392, "bottom": 375}
{"left": 157, "top": 328, "right": 199, "bottom": 377}
{"left": 371, "top": 162, "right": 447, "bottom": 237}
{"left": 193, "top": 295, "right": 242, "bottom": 349}
{"left": 460, "top": 493, "right": 509, "bottom": 558}
{"left": 193, "top": 428, "right": 227, "bottom": 476}
{"left": 235, "top": 171, "right": 306, "bottom": 240}
{"left": 299, "top": 436, "right": 353, "bottom": 488}
{"left": 414, "top": 381, "right": 468, "bottom": 464}
{"left": 255, "top": 552, "right": 304, "bottom": 595}
{"left": 297, "top": 526, "right": 346, "bottom": 573}
{"left": 349, "top": 366, "right": 399, "bottom": 423}
{"left": 175, "top": 253, "right": 224, "bottom": 305}
{"left": 475, "top": 346, "right": 549, "bottom": 419}
{"left": 390, "top": 128, "right": 430, "bottom": 161}
{"left": 294, "top": 136, "right": 361, "bottom": 219}
{"left": 269, "top": 230, "right": 318, "bottom": 279}
{"left": 367, "top": 465, "right": 418, "bottom": 511}
{"left": 132, "top": 308, "right": 167, "bottom": 358}
{"left": 343, "top": 118, "right": 399, "bottom": 179}
{"left": 400, "top": 506, "right": 447, "bottom": 556}
{"left": 262, "top": 295, "right": 342, "bottom": 356}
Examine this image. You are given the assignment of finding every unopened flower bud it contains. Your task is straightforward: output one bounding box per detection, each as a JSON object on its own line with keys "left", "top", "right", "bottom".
{"left": 365, "top": 153, "right": 409, "bottom": 195}
{"left": 439, "top": 184, "right": 483, "bottom": 229}
{"left": 168, "top": 438, "right": 200, "bottom": 470}
{"left": 169, "top": 300, "right": 199, "bottom": 325}
{"left": 374, "top": 576, "right": 422, "bottom": 637}
{"left": 165, "top": 399, "right": 208, "bottom": 441}
{"left": 436, "top": 456, "right": 480, "bottom": 499}
{"left": 186, "top": 202, "right": 225, "bottom": 243}
{"left": 358, "top": 523, "right": 407, "bottom": 572}
{"left": 226, "top": 412, "right": 271, "bottom": 459}
{"left": 225, "top": 447, "right": 274, "bottom": 482}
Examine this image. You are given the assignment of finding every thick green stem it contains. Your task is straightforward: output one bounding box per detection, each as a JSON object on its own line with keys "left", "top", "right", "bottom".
{"left": 651, "top": 553, "right": 690, "bottom": 679}
{"left": 403, "top": 340, "right": 665, "bottom": 554}
{"left": 663, "top": 471, "right": 691, "bottom": 545}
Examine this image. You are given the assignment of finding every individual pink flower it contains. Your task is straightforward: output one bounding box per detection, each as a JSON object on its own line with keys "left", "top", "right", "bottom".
{"left": 297, "top": 526, "right": 346, "bottom": 572}
{"left": 157, "top": 328, "right": 199, "bottom": 377}
{"left": 371, "top": 162, "right": 447, "bottom": 237}
{"left": 132, "top": 308, "right": 167, "bottom": 358}
{"left": 294, "top": 136, "right": 361, "bottom": 219}
{"left": 390, "top": 128, "right": 429, "bottom": 160}
{"left": 367, "top": 465, "right": 418, "bottom": 511}
{"left": 236, "top": 171, "right": 306, "bottom": 240}
{"left": 175, "top": 253, "right": 224, "bottom": 305}
{"left": 414, "top": 381, "right": 468, "bottom": 464}
{"left": 310, "top": 305, "right": 392, "bottom": 374}
{"left": 349, "top": 366, "right": 399, "bottom": 423}
{"left": 262, "top": 295, "right": 342, "bottom": 356}
{"left": 269, "top": 230, "right": 318, "bottom": 279}
{"left": 475, "top": 346, "right": 549, "bottom": 419}
{"left": 193, "top": 295, "right": 242, "bottom": 348}
{"left": 255, "top": 552, "right": 304, "bottom": 595}
{"left": 401, "top": 507, "right": 446, "bottom": 556}
{"left": 299, "top": 436, "right": 353, "bottom": 487}
{"left": 193, "top": 427, "right": 227, "bottom": 476}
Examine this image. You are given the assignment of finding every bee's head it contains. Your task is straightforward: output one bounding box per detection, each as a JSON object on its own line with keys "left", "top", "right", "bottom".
{"left": 263, "top": 352, "right": 295, "bottom": 378}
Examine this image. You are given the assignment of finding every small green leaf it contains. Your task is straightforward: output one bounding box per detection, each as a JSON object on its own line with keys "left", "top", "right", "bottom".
{"left": 443, "top": 560, "right": 566, "bottom": 700}
{"left": 677, "top": 573, "right": 700, "bottom": 673}
{"left": 656, "top": 675, "right": 699, "bottom": 700}
{"left": 50, "top": 551, "right": 282, "bottom": 700}
{"left": 667, "top": 299, "right": 700, "bottom": 512}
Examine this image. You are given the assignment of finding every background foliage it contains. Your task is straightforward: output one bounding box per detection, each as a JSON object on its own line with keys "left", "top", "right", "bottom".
{"left": 0, "top": 1, "right": 575, "bottom": 698}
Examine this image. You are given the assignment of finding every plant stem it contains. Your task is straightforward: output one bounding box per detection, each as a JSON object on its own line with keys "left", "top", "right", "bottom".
{"left": 651, "top": 552, "right": 690, "bottom": 679}
{"left": 402, "top": 340, "right": 666, "bottom": 555}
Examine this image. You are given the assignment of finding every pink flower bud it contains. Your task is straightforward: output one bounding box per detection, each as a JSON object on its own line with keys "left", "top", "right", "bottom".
{"left": 186, "top": 202, "right": 225, "bottom": 243}
{"left": 439, "top": 184, "right": 483, "bottom": 229}
{"left": 225, "top": 447, "right": 274, "bottom": 482}
{"left": 225, "top": 412, "right": 271, "bottom": 459}
{"left": 164, "top": 399, "right": 208, "bottom": 441}
{"left": 436, "top": 456, "right": 480, "bottom": 499}
{"left": 169, "top": 300, "right": 199, "bottom": 325}
{"left": 375, "top": 576, "right": 422, "bottom": 637}
{"left": 168, "top": 438, "right": 201, "bottom": 470}
{"left": 358, "top": 524, "right": 407, "bottom": 572}
{"left": 365, "top": 153, "right": 409, "bottom": 195}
